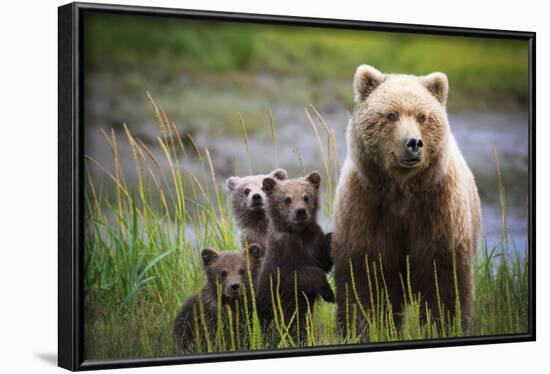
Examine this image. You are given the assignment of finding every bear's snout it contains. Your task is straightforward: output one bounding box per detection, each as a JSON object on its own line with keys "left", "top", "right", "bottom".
{"left": 398, "top": 137, "right": 423, "bottom": 168}
{"left": 247, "top": 191, "right": 264, "bottom": 209}
{"left": 225, "top": 280, "right": 242, "bottom": 297}
{"left": 295, "top": 208, "right": 308, "bottom": 220}
{"left": 403, "top": 137, "right": 423, "bottom": 158}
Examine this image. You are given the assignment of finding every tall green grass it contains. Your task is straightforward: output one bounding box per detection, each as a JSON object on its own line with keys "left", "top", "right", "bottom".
{"left": 83, "top": 97, "right": 528, "bottom": 359}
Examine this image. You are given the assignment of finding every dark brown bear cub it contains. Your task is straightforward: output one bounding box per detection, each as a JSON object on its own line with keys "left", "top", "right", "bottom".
{"left": 173, "top": 245, "right": 263, "bottom": 353}
{"left": 256, "top": 172, "right": 334, "bottom": 340}
{"left": 226, "top": 169, "right": 288, "bottom": 249}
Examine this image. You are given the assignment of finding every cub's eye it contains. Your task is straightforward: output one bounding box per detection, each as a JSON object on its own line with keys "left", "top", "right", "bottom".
{"left": 417, "top": 113, "right": 426, "bottom": 124}
{"left": 220, "top": 271, "right": 228, "bottom": 279}
{"left": 303, "top": 195, "right": 309, "bottom": 203}
{"left": 387, "top": 112, "right": 399, "bottom": 122}
{"left": 284, "top": 197, "right": 292, "bottom": 205}
{"left": 238, "top": 268, "right": 246, "bottom": 275}
{"left": 244, "top": 188, "right": 251, "bottom": 196}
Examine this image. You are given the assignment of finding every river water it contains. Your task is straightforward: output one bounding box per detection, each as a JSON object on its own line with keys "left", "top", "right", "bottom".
{"left": 84, "top": 73, "right": 530, "bottom": 257}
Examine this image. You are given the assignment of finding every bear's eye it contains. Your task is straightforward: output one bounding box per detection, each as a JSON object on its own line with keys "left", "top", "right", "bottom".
{"left": 303, "top": 195, "right": 309, "bottom": 203}
{"left": 238, "top": 268, "right": 246, "bottom": 275}
{"left": 244, "top": 188, "right": 251, "bottom": 196}
{"left": 417, "top": 113, "right": 426, "bottom": 124}
{"left": 387, "top": 112, "right": 399, "bottom": 122}
{"left": 220, "top": 270, "right": 228, "bottom": 279}
{"left": 285, "top": 197, "right": 292, "bottom": 205}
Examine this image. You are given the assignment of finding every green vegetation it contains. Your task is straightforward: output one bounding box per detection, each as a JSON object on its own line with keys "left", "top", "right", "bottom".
{"left": 83, "top": 98, "right": 529, "bottom": 359}
{"left": 84, "top": 13, "right": 529, "bottom": 104}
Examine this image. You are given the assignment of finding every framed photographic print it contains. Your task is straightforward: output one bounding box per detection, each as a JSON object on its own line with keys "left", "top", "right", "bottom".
{"left": 58, "top": 2, "right": 536, "bottom": 371}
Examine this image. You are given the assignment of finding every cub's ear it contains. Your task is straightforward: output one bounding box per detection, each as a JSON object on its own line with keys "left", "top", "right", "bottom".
{"left": 354, "top": 64, "right": 385, "bottom": 103}
{"left": 305, "top": 171, "right": 321, "bottom": 189}
{"left": 245, "top": 244, "right": 264, "bottom": 261}
{"left": 270, "top": 168, "right": 288, "bottom": 181}
{"left": 420, "top": 72, "right": 449, "bottom": 105}
{"left": 262, "top": 177, "right": 278, "bottom": 194}
{"left": 201, "top": 248, "right": 219, "bottom": 267}
{"left": 226, "top": 176, "right": 240, "bottom": 191}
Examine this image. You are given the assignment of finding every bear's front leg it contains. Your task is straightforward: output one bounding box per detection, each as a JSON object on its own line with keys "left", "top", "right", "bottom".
{"left": 334, "top": 254, "right": 405, "bottom": 339}
{"left": 408, "top": 245, "right": 474, "bottom": 330}
{"left": 334, "top": 254, "right": 369, "bottom": 337}
{"left": 296, "top": 266, "right": 335, "bottom": 303}
{"left": 311, "top": 232, "right": 334, "bottom": 273}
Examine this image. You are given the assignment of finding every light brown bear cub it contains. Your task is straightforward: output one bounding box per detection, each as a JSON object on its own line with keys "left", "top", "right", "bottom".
{"left": 332, "top": 65, "right": 481, "bottom": 334}
{"left": 173, "top": 245, "right": 263, "bottom": 352}
{"left": 226, "top": 169, "right": 288, "bottom": 249}
{"left": 256, "top": 172, "right": 334, "bottom": 338}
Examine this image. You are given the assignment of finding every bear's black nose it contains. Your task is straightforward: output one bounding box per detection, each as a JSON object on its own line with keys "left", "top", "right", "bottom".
{"left": 295, "top": 208, "right": 307, "bottom": 219}
{"left": 230, "top": 283, "right": 240, "bottom": 290}
{"left": 404, "top": 137, "right": 423, "bottom": 158}
{"left": 252, "top": 193, "right": 262, "bottom": 202}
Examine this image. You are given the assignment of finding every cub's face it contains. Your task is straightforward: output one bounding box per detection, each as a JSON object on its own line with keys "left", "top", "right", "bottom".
{"left": 350, "top": 65, "right": 450, "bottom": 178}
{"left": 262, "top": 172, "right": 321, "bottom": 232}
{"left": 226, "top": 169, "right": 288, "bottom": 217}
{"left": 201, "top": 245, "right": 263, "bottom": 299}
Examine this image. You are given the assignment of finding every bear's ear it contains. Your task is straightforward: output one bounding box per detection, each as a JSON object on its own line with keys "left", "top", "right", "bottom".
{"left": 201, "top": 248, "right": 219, "bottom": 267}
{"left": 420, "top": 72, "right": 449, "bottom": 105}
{"left": 262, "top": 177, "right": 278, "bottom": 194}
{"left": 270, "top": 168, "right": 288, "bottom": 181}
{"left": 305, "top": 171, "right": 321, "bottom": 189}
{"left": 226, "top": 176, "right": 240, "bottom": 191}
{"left": 245, "top": 244, "right": 264, "bottom": 261}
{"left": 354, "top": 64, "right": 385, "bottom": 103}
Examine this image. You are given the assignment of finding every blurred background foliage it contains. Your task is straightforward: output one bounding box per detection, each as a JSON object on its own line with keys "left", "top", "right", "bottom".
{"left": 85, "top": 13, "right": 528, "bottom": 105}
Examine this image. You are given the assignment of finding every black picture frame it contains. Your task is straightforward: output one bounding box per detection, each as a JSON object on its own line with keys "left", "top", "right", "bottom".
{"left": 58, "top": 2, "right": 536, "bottom": 371}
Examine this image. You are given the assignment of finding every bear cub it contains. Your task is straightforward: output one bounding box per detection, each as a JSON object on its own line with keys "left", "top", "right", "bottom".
{"left": 173, "top": 245, "right": 263, "bottom": 352}
{"left": 256, "top": 172, "right": 334, "bottom": 337}
{"left": 226, "top": 169, "right": 288, "bottom": 249}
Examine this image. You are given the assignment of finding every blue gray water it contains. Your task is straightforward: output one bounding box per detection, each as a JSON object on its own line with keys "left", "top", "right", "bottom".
{"left": 85, "top": 74, "right": 529, "bottom": 258}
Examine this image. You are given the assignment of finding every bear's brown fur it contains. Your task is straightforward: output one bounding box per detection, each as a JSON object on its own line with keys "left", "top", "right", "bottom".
{"left": 332, "top": 65, "right": 481, "bottom": 334}
{"left": 256, "top": 172, "right": 334, "bottom": 339}
{"left": 226, "top": 169, "right": 288, "bottom": 249}
{"left": 173, "top": 245, "right": 263, "bottom": 352}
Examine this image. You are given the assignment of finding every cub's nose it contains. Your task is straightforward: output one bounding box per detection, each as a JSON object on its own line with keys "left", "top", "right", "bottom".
{"left": 230, "top": 283, "right": 240, "bottom": 291}
{"left": 252, "top": 193, "right": 262, "bottom": 202}
{"left": 403, "top": 137, "right": 423, "bottom": 158}
{"left": 295, "top": 208, "right": 307, "bottom": 220}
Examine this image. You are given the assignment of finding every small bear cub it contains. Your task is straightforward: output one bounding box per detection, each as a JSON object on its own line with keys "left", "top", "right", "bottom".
{"left": 173, "top": 245, "right": 263, "bottom": 352}
{"left": 256, "top": 171, "right": 334, "bottom": 336}
{"left": 226, "top": 169, "right": 288, "bottom": 249}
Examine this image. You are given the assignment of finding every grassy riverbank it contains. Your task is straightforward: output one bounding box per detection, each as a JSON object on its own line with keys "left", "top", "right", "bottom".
{"left": 83, "top": 99, "right": 529, "bottom": 359}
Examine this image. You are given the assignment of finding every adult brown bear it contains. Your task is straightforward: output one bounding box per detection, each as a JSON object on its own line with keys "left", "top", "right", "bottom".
{"left": 332, "top": 65, "right": 481, "bottom": 336}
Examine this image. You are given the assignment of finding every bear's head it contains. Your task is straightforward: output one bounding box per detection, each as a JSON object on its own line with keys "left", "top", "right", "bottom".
{"left": 262, "top": 172, "right": 321, "bottom": 232}
{"left": 226, "top": 169, "right": 288, "bottom": 226}
{"left": 201, "top": 245, "right": 264, "bottom": 299}
{"left": 350, "top": 64, "right": 450, "bottom": 180}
